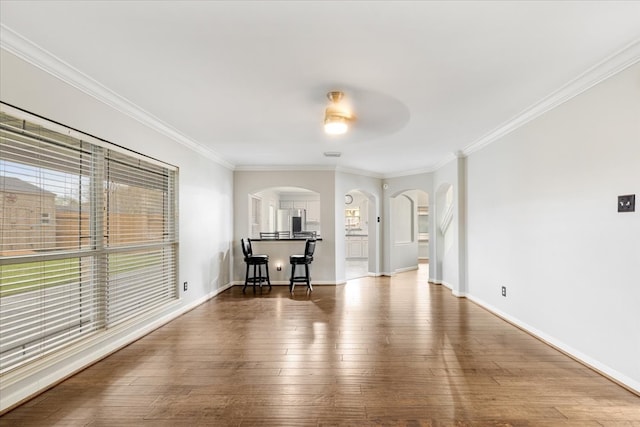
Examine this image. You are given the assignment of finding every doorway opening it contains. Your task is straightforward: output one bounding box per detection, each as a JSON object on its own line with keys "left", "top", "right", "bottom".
{"left": 345, "top": 190, "right": 371, "bottom": 280}
{"left": 388, "top": 189, "right": 429, "bottom": 275}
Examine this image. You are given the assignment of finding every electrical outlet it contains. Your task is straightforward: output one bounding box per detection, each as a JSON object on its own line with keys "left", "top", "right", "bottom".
{"left": 183, "top": 281, "right": 188, "bottom": 291}
{"left": 501, "top": 286, "right": 507, "bottom": 297}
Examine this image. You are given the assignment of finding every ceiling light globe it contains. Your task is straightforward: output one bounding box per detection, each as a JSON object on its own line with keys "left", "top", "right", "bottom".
{"left": 324, "top": 119, "right": 348, "bottom": 135}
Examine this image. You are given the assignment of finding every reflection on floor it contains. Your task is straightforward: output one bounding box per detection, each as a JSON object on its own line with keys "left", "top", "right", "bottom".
{"left": 6, "top": 260, "right": 636, "bottom": 425}
{"left": 346, "top": 259, "right": 430, "bottom": 280}
{"left": 345, "top": 259, "right": 368, "bottom": 279}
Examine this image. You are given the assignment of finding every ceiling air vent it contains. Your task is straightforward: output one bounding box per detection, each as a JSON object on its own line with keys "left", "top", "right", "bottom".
{"left": 323, "top": 152, "right": 342, "bottom": 158}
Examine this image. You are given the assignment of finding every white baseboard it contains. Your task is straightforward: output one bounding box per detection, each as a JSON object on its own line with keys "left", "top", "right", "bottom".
{"left": 466, "top": 293, "right": 640, "bottom": 395}
{"left": 395, "top": 265, "right": 419, "bottom": 273}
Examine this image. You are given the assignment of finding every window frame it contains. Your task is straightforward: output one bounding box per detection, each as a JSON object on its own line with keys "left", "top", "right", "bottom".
{"left": 0, "top": 102, "right": 179, "bottom": 375}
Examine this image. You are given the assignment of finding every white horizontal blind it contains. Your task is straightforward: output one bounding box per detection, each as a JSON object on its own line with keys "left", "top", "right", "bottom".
{"left": 104, "top": 150, "right": 177, "bottom": 327}
{"left": 0, "top": 114, "right": 93, "bottom": 253}
{"left": 0, "top": 257, "right": 101, "bottom": 370}
{"left": 106, "top": 248, "right": 176, "bottom": 326}
{"left": 0, "top": 104, "right": 178, "bottom": 374}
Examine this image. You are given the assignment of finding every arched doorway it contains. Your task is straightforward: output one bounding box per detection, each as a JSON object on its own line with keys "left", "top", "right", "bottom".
{"left": 344, "top": 189, "right": 375, "bottom": 279}
{"left": 386, "top": 189, "right": 429, "bottom": 276}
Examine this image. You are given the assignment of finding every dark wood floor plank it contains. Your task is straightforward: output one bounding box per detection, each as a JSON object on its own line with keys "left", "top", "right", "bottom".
{"left": 1, "top": 264, "right": 638, "bottom": 426}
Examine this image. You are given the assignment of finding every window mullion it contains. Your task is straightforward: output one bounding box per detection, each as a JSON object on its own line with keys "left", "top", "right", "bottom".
{"left": 91, "top": 144, "right": 107, "bottom": 330}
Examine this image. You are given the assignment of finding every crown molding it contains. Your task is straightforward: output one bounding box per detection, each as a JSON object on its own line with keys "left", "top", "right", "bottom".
{"left": 382, "top": 150, "right": 466, "bottom": 178}
{"left": 382, "top": 165, "right": 435, "bottom": 179}
{"left": 335, "top": 166, "right": 383, "bottom": 179}
{"left": 234, "top": 164, "right": 338, "bottom": 172}
{"left": 462, "top": 38, "right": 640, "bottom": 157}
{"left": 234, "top": 164, "right": 384, "bottom": 179}
{"left": 0, "top": 24, "right": 234, "bottom": 170}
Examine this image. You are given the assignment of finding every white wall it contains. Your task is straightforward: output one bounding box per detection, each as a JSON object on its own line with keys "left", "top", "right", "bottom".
{"left": 253, "top": 188, "right": 279, "bottom": 235}
{"left": 465, "top": 62, "right": 640, "bottom": 392}
{"left": 1, "top": 49, "right": 235, "bottom": 410}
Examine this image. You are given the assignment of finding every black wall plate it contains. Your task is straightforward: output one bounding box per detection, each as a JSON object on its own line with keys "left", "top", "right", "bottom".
{"left": 618, "top": 194, "right": 635, "bottom": 212}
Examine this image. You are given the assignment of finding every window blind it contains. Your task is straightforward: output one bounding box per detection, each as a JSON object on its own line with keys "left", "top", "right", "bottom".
{"left": 103, "top": 149, "right": 177, "bottom": 327}
{"left": 0, "top": 104, "right": 178, "bottom": 374}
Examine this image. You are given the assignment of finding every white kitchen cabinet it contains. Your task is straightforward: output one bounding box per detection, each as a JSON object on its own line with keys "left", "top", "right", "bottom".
{"left": 345, "top": 235, "right": 368, "bottom": 259}
{"left": 306, "top": 200, "right": 320, "bottom": 222}
{"left": 280, "top": 200, "right": 293, "bottom": 209}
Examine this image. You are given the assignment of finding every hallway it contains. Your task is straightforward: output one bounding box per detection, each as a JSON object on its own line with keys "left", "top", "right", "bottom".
{"left": 2, "top": 265, "right": 638, "bottom": 425}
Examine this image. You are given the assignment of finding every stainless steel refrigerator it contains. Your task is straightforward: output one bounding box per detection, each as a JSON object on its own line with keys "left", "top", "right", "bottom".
{"left": 276, "top": 208, "right": 306, "bottom": 236}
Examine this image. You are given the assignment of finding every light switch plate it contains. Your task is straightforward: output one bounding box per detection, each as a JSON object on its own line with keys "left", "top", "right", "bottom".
{"left": 618, "top": 194, "right": 635, "bottom": 212}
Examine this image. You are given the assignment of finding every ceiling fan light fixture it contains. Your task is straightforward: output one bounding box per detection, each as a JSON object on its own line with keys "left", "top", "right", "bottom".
{"left": 324, "top": 91, "right": 352, "bottom": 135}
{"left": 324, "top": 116, "right": 349, "bottom": 135}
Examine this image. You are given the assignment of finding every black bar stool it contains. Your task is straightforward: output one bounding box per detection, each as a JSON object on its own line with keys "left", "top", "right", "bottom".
{"left": 241, "top": 238, "right": 271, "bottom": 293}
{"left": 289, "top": 239, "right": 316, "bottom": 292}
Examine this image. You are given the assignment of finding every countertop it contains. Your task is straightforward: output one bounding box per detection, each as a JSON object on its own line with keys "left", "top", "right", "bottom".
{"left": 251, "top": 238, "right": 323, "bottom": 242}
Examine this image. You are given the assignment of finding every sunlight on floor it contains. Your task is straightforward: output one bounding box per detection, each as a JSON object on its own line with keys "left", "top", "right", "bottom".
{"left": 346, "top": 259, "right": 429, "bottom": 280}
{"left": 345, "top": 259, "right": 368, "bottom": 280}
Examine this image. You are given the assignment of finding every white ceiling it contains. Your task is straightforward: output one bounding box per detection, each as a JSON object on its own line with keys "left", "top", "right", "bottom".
{"left": 1, "top": 1, "right": 639, "bottom": 177}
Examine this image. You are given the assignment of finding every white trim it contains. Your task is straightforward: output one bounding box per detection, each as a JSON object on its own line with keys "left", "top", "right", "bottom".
{"left": 0, "top": 282, "right": 233, "bottom": 412}
{"left": 463, "top": 38, "right": 640, "bottom": 157}
{"left": 382, "top": 164, "right": 438, "bottom": 179}
{"left": 440, "top": 281, "right": 453, "bottom": 291}
{"left": 0, "top": 24, "right": 234, "bottom": 171}
{"left": 395, "top": 265, "right": 418, "bottom": 274}
{"left": 382, "top": 150, "right": 468, "bottom": 178}
{"left": 235, "top": 164, "right": 337, "bottom": 172}
{"left": 336, "top": 166, "right": 383, "bottom": 178}
{"left": 466, "top": 293, "right": 640, "bottom": 395}
{"left": 439, "top": 203, "right": 454, "bottom": 234}
{"left": 235, "top": 163, "right": 384, "bottom": 179}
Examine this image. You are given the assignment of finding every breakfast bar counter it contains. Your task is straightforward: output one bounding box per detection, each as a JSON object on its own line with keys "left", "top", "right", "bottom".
{"left": 247, "top": 238, "right": 330, "bottom": 285}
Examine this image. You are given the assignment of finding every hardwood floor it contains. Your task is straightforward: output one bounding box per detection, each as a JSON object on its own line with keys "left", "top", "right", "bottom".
{"left": 2, "top": 264, "right": 639, "bottom": 426}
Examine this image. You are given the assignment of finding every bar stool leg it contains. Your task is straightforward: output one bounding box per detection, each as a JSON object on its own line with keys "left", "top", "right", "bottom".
{"left": 305, "top": 263, "right": 312, "bottom": 291}
{"left": 253, "top": 263, "right": 258, "bottom": 292}
{"left": 243, "top": 263, "right": 250, "bottom": 293}
{"left": 265, "top": 262, "right": 272, "bottom": 289}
